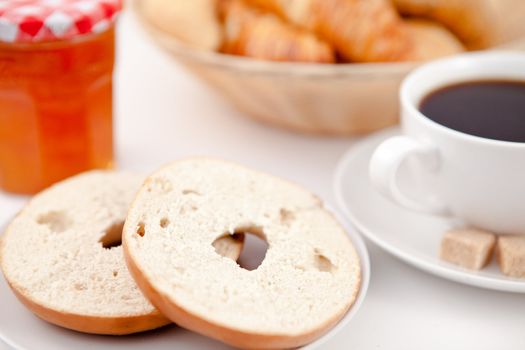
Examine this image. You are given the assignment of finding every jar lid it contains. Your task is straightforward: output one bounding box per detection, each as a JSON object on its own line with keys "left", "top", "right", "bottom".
{"left": 0, "top": 0, "right": 122, "bottom": 43}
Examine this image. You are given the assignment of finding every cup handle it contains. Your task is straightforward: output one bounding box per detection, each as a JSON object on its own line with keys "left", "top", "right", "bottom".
{"left": 369, "top": 135, "right": 450, "bottom": 216}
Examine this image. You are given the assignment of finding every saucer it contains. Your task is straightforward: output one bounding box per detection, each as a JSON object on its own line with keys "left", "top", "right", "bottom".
{"left": 334, "top": 127, "right": 525, "bottom": 293}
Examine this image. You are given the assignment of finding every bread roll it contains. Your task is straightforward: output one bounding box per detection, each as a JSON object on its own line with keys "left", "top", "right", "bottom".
{"left": 404, "top": 19, "right": 465, "bottom": 61}
{"left": 392, "top": 0, "right": 493, "bottom": 49}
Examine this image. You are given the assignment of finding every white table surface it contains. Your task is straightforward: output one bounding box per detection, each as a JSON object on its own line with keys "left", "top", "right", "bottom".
{"left": 1, "top": 11, "right": 524, "bottom": 350}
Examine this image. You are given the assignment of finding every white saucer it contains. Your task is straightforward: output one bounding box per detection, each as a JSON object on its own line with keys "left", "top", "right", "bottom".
{"left": 0, "top": 209, "right": 370, "bottom": 350}
{"left": 334, "top": 127, "right": 525, "bottom": 293}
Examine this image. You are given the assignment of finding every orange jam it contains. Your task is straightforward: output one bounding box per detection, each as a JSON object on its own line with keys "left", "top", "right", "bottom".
{"left": 0, "top": 27, "right": 115, "bottom": 194}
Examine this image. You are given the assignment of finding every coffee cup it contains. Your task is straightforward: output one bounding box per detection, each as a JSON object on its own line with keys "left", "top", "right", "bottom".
{"left": 369, "top": 52, "right": 525, "bottom": 235}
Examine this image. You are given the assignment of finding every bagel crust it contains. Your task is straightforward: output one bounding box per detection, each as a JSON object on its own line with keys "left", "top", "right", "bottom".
{"left": 7, "top": 281, "right": 168, "bottom": 335}
{"left": 123, "top": 158, "right": 361, "bottom": 349}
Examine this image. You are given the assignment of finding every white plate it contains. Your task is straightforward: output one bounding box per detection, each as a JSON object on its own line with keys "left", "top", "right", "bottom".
{"left": 334, "top": 127, "right": 525, "bottom": 293}
{"left": 0, "top": 209, "right": 370, "bottom": 350}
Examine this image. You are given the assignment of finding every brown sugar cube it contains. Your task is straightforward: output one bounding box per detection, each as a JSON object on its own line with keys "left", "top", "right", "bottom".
{"left": 440, "top": 229, "right": 496, "bottom": 270}
{"left": 497, "top": 235, "right": 525, "bottom": 278}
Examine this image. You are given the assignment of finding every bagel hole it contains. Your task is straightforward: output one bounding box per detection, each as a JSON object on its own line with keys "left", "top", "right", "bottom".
{"left": 36, "top": 210, "right": 71, "bottom": 233}
{"left": 236, "top": 226, "right": 268, "bottom": 271}
{"left": 99, "top": 221, "right": 124, "bottom": 249}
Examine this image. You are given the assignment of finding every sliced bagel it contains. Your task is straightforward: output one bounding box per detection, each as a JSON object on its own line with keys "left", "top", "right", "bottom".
{"left": 123, "top": 158, "right": 361, "bottom": 349}
{"left": 0, "top": 170, "right": 243, "bottom": 335}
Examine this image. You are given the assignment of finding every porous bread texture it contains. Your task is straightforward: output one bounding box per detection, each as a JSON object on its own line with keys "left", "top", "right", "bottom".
{"left": 123, "top": 158, "right": 361, "bottom": 349}
{"left": 0, "top": 171, "right": 170, "bottom": 334}
{"left": 392, "top": 0, "right": 494, "bottom": 49}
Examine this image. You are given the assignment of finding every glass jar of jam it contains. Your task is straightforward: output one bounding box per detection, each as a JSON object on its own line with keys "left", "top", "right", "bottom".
{"left": 0, "top": 0, "right": 121, "bottom": 194}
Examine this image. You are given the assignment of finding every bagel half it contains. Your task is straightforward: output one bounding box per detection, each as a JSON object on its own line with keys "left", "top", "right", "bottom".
{"left": 0, "top": 170, "right": 243, "bottom": 335}
{"left": 123, "top": 158, "right": 361, "bottom": 349}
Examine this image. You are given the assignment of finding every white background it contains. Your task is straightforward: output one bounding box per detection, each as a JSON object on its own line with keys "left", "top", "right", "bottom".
{"left": 1, "top": 10, "right": 524, "bottom": 350}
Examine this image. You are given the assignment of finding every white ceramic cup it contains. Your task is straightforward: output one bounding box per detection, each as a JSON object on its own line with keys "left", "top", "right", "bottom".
{"left": 369, "top": 51, "right": 525, "bottom": 235}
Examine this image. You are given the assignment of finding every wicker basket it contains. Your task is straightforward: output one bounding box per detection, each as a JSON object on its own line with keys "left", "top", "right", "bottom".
{"left": 134, "top": 0, "right": 525, "bottom": 136}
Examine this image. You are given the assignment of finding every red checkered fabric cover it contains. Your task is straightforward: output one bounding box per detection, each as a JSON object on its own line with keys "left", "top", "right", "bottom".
{"left": 0, "top": 0, "right": 121, "bottom": 43}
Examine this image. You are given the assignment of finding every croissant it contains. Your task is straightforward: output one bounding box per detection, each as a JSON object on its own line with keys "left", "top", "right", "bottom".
{"left": 219, "top": 0, "right": 335, "bottom": 63}
{"left": 392, "top": 0, "right": 493, "bottom": 49}
{"left": 245, "top": 0, "right": 413, "bottom": 62}
{"left": 403, "top": 19, "right": 465, "bottom": 61}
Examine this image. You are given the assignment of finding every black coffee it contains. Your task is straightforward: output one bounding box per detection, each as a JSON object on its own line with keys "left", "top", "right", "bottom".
{"left": 419, "top": 80, "right": 525, "bottom": 143}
